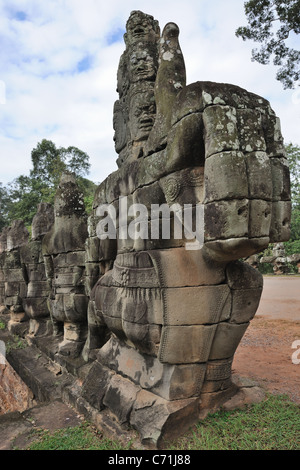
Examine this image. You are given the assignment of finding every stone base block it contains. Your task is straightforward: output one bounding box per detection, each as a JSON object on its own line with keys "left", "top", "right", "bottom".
{"left": 82, "top": 358, "right": 201, "bottom": 448}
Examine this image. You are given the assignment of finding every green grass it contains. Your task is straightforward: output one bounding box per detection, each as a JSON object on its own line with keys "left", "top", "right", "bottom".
{"left": 6, "top": 334, "right": 27, "bottom": 353}
{"left": 169, "top": 394, "right": 300, "bottom": 450}
{"left": 26, "top": 422, "right": 131, "bottom": 451}
{"left": 23, "top": 394, "right": 300, "bottom": 451}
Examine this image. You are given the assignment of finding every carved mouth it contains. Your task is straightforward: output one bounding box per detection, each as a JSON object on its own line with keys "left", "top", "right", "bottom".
{"left": 133, "top": 27, "right": 146, "bottom": 38}
{"left": 139, "top": 118, "right": 154, "bottom": 130}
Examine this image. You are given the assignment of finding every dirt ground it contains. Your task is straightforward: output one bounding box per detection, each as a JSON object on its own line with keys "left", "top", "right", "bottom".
{"left": 233, "top": 276, "right": 300, "bottom": 404}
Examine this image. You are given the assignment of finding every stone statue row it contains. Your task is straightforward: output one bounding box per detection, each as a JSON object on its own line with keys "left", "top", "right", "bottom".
{"left": 0, "top": 10, "right": 291, "bottom": 446}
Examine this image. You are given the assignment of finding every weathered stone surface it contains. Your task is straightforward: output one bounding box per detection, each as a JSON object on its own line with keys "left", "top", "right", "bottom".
{"left": 203, "top": 105, "right": 240, "bottom": 158}
{"left": 269, "top": 200, "right": 291, "bottom": 242}
{"left": 204, "top": 151, "right": 248, "bottom": 202}
{"left": 130, "top": 390, "right": 200, "bottom": 447}
{"left": 6, "top": 220, "right": 29, "bottom": 252}
{"left": 0, "top": 9, "right": 291, "bottom": 448}
{"left": 31, "top": 203, "right": 54, "bottom": 241}
{"left": 159, "top": 324, "right": 217, "bottom": 363}
{"left": 42, "top": 173, "right": 89, "bottom": 357}
{"left": 209, "top": 322, "right": 249, "bottom": 360}
{"left": 80, "top": 12, "right": 290, "bottom": 445}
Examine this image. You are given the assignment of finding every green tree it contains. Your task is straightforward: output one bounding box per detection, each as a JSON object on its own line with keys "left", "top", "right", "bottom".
{"left": 236, "top": 0, "right": 300, "bottom": 89}
{"left": 1, "top": 139, "right": 95, "bottom": 230}
{"left": 31, "top": 139, "right": 90, "bottom": 187}
{"left": 284, "top": 143, "right": 300, "bottom": 254}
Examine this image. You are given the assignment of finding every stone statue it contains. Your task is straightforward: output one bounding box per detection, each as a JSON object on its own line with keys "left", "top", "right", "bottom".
{"left": 2, "top": 220, "right": 29, "bottom": 331}
{"left": 82, "top": 11, "right": 291, "bottom": 446}
{"left": 0, "top": 227, "right": 9, "bottom": 308}
{"left": 20, "top": 203, "right": 54, "bottom": 336}
{"left": 42, "top": 172, "right": 89, "bottom": 357}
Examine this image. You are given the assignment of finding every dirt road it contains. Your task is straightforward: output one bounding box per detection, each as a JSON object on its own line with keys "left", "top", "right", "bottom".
{"left": 256, "top": 276, "right": 300, "bottom": 321}
{"left": 233, "top": 276, "right": 300, "bottom": 404}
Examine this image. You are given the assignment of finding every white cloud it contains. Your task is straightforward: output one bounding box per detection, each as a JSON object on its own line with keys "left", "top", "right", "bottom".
{"left": 0, "top": 0, "right": 299, "bottom": 187}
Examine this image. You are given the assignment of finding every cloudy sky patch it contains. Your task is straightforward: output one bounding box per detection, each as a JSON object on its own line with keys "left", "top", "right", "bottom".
{"left": 0, "top": 0, "right": 299, "bottom": 186}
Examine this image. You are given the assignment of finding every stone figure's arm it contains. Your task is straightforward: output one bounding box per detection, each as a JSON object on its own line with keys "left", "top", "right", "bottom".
{"left": 147, "top": 22, "right": 291, "bottom": 262}
{"left": 201, "top": 100, "right": 291, "bottom": 262}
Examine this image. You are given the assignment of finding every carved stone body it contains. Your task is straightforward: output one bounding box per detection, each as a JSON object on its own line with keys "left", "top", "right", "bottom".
{"left": 42, "top": 173, "right": 89, "bottom": 357}
{"left": 82, "top": 11, "right": 291, "bottom": 446}
{"left": 20, "top": 203, "right": 54, "bottom": 336}
{"left": 1, "top": 221, "right": 29, "bottom": 328}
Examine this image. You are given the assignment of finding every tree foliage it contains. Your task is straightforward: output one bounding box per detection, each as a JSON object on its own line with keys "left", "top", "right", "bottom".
{"left": 284, "top": 142, "right": 300, "bottom": 254}
{"left": 0, "top": 139, "right": 96, "bottom": 229}
{"left": 236, "top": 0, "right": 300, "bottom": 89}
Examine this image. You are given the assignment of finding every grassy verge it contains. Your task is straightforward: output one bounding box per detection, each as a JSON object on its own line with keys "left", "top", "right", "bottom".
{"left": 23, "top": 394, "right": 300, "bottom": 451}
{"left": 169, "top": 394, "right": 300, "bottom": 450}
{"left": 25, "top": 422, "right": 132, "bottom": 451}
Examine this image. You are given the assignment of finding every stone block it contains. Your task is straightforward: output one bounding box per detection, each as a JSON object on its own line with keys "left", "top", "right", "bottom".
{"left": 163, "top": 285, "right": 231, "bottom": 325}
{"left": 204, "top": 151, "right": 248, "bottom": 202}
{"left": 122, "top": 321, "right": 161, "bottom": 355}
{"left": 20, "top": 241, "right": 43, "bottom": 265}
{"left": 25, "top": 263, "right": 47, "bottom": 282}
{"left": 130, "top": 389, "right": 200, "bottom": 447}
{"left": 3, "top": 251, "right": 20, "bottom": 269}
{"left": 236, "top": 108, "right": 266, "bottom": 153}
{"left": 23, "top": 297, "right": 49, "bottom": 319}
{"left": 27, "top": 281, "right": 50, "bottom": 298}
{"left": 85, "top": 236, "right": 100, "bottom": 262}
{"left": 246, "top": 151, "right": 273, "bottom": 200}
{"left": 158, "top": 324, "right": 217, "bottom": 363}
{"left": 49, "top": 293, "right": 88, "bottom": 324}
{"left": 103, "top": 373, "right": 140, "bottom": 424}
{"left": 205, "top": 357, "right": 233, "bottom": 381}
{"left": 248, "top": 199, "right": 272, "bottom": 237}
{"left": 64, "top": 322, "right": 87, "bottom": 342}
{"left": 270, "top": 157, "right": 291, "bottom": 201}
{"left": 203, "top": 105, "right": 239, "bottom": 158}
{"left": 53, "top": 266, "right": 85, "bottom": 287}
{"left": 98, "top": 335, "right": 207, "bottom": 400}
{"left": 3, "top": 268, "right": 24, "bottom": 283}
{"left": 230, "top": 287, "right": 262, "bottom": 323}
{"left": 269, "top": 200, "right": 291, "bottom": 242}
{"left": 82, "top": 361, "right": 113, "bottom": 410}
{"left": 133, "top": 181, "right": 166, "bottom": 212}
{"left": 264, "top": 115, "right": 285, "bottom": 157}
{"left": 203, "top": 237, "right": 270, "bottom": 262}
{"left": 204, "top": 199, "right": 249, "bottom": 241}
{"left": 226, "top": 260, "right": 263, "bottom": 289}
{"left": 148, "top": 247, "right": 226, "bottom": 287}
{"left": 209, "top": 322, "right": 249, "bottom": 360}
{"left": 160, "top": 166, "right": 204, "bottom": 206}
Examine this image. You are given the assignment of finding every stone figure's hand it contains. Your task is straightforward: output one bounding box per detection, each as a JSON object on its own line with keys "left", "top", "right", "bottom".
{"left": 144, "top": 22, "right": 291, "bottom": 263}
{"left": 200, "top": 91, "right": 291, "bottom": 262}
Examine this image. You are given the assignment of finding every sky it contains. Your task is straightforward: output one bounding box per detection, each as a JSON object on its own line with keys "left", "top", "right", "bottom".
{"left": 1, "top": 0, "right": 299, "bottom": 186}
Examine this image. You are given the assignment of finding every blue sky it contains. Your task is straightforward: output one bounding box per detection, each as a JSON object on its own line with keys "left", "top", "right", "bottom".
{"left": 0, "top": 0, "right": 299, "bottom": 186}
